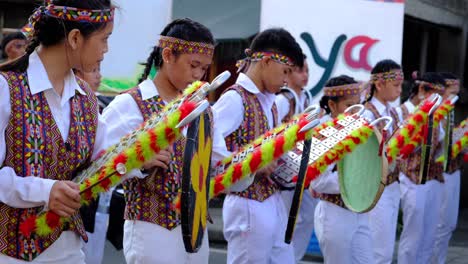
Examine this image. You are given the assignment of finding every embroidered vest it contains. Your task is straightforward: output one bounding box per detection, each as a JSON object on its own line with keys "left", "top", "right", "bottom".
{"left": 0, "top": 71, "right": 97, "bottom": 261}
{"left": 399, "top": 105, "right": 443, "bottom": 184}
{"left": 365, "top": 102, "right": 401, "bottom": 185}
{"left": 224, "top": 85, "right": 279, "bottom": 202}
{"left": 123, "top": 87, "right": 186, "bottom": 230}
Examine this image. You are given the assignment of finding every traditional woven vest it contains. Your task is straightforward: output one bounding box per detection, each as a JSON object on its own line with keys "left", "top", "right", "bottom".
{"left": 365, "top": 102, "right": 401, "bottom": 185}
{"left": 224, "top": 85, "right": 279, "bottom": 202}
{"left": 0, "top": 71, "right": 97, "bottom": 261}
{"left": 399, "top": 105, "right": 444, "bottom": 184}
{"left": 124, "top": 87, "right": 186, "bottom": 230}
{"left": 446, "top": 119, "right": 462, "bottom": 174}
{"left": 317, "top": 165, "right": 347, "bottom": 208}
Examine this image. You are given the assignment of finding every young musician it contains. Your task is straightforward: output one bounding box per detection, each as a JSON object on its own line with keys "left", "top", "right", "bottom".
{"left": 102, "top": 18, "right": 216, "bottom": 264}
{"left": 214, "top": 28, "right": 304, "bottom": 263}
{"left": 0, "top": 0, "right": 114, "bottom": 262}
{"left": 363, "top": 59, "right": 403, "bottom": 264}
{"left": 396, "top": 72, "right": 446, "bottom": 264}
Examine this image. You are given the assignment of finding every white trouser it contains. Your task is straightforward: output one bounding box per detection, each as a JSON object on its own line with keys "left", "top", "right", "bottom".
{"left": 123, "top": 220, "right": 209, "bottom": 264}
{"left": 314, "top": 200, "right": 374, "bottom": 264}
{"left": 368, "top": 181, "right": 400, "bottom": 264}
{"left": 83, "top": 212, "right": 108, "bottom": 264}
{"left": 420, "top": 179, "right": 443, "bottom": 264}
{"left": 432, "top": 170, "right": 461, "bottom": 264}
{"left": 397, "top": 173, "right": 427, "bottom": 264}
{"left": 223, "top": 192, "right": 295, "bottom": 264}
{"left": 281, "top": 190, "right": 318, "bottom": 262}
{"left": 0, "top": 231, "right": 84, "bottom": 264}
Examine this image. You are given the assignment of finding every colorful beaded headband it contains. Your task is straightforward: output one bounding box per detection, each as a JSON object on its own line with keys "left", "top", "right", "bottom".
{"left": 416, "top": 81, "right": 445, "bottom": 92}
{"left": 370, "top": 69, "right": 404, "bottom": 83}
{"left": 445, "top": 79, "right": 460, "bottom": 87}
{"left": 249, "top": 51, "right": 294, "bottom": 66}
{"left": 236, "top": 49, "right": 295, "bottom": 73}
{"left": 323, "top": 82, "right": 364, "bottom": 97}
{"left": 22, "top": 4, "right": 115, "bottom": 39}
{"left": 158, "top": 36, "right": 214, "bottom": 56}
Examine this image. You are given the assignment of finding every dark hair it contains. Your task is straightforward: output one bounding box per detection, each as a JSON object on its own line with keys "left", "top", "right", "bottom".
{"left": 409, "top": 71, "right": 445, "bottom": 99}
{"left": 0, "top": 0, "right": 112, "bottom": 73}
{"left": 250, "top": 28, "right": 304, "bottom": 68}
{"left": 1, "top": 32, "right": 26, "bottom": 59}
{"left": 139, "top": 18, "right": 215, "bottom": 83}
{"left": 319, "top": 75, "right": 357, "bottom": 114}
{"left": 439, "top": 72, "right": 458, "bottom": 81}
{"left": 365, "top": 59, "right": 402, "bottom": 103}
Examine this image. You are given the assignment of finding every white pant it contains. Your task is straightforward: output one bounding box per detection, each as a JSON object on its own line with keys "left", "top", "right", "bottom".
{"left": 368, "top": 181, "right": 400, "bottom": 264}
{"left": 314, "top": 200, "right": 374, "bottom": 264}
{"left": 432, "top": 170, "right": 461, "bottom": 264}
{"left": 281, "top": 190, "right": 318, "bottom": 262}
{"left": 397, "top": 173, "right": 427, "bottom": 264}
{"left": 123, "top": 220, "right": 209, "bottom": 264}
{"left": 420, "top": 180, "right": 443, "bottom": 264}
{"left": 83, "top": 212, "right": 109, "bottom": 264}
{"left": 223, "top": 192, "right": 295, "bottom": 264}
{"left": 0, "top": 231, "right": 84, "bottom": 264}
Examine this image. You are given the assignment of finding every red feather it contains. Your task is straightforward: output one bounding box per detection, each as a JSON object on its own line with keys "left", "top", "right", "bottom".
{"left": 273, "top": 135, "right": 285, "bottom": 159}
{"left": 148, "top": 129, "right": 160, "bottom": 153}
{"left": 46, "top": 212, "right": 61, "bottom": 229}
{"left": 232, "top": 164, "right": 243, "bottom": 183}
{"left": 249, "top": 150, "right": 263, "bottom": 172}
{"left": 19, "top": 215, "right": 37, "bottom": 237}
{"left": 178, "top": 102, "right": 197, "bottom": 120}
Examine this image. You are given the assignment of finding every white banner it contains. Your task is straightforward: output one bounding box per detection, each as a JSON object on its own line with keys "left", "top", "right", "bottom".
{"left": 261, "top": 0, "right": 405, "bottom": 104}
{"left": 100, "top": 0, "right": 172, "bottom": 92}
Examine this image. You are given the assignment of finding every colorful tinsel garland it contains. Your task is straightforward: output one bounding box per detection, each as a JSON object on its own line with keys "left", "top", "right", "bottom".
{"left": 19, "top": 81, "right": 205, "bottom": 238}
{"left": 208, "top": 113, "right": 321, "bottom": 199}
{"left": 385, "top": 99, "right": 438, "bottom": 163}
{"left": 433, "top": 98, "right": 456, "bottom": 126}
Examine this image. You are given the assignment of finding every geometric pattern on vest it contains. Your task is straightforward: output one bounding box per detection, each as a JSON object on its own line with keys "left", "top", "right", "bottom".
{"left": 124, "top": 87, "right": 186, "bottom": 230}
{"left": 224, "top": 84, "right": 279, "bottom": 202}
{"left": 0, "top": 71, "right": 97, "bottom": 261}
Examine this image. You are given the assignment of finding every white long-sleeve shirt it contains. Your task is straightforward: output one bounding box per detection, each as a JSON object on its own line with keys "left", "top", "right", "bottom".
{"left": 212, "top": 73, "right": 278, "bottom": 191}
{"left": 0, "top": 51, "right": 109, "bottom": 209}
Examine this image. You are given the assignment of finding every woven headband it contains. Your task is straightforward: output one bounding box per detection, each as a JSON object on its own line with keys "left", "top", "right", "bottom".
{"left": 22, "top": 4, "right": 114, "bottom": 39}
{"left": 157, "top": 35, "right": 214, "bottom": 56}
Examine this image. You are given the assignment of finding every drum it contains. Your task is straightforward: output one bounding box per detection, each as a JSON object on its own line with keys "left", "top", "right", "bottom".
{"left": 338, "top": 117, "right": 393, "bottom": 213}
{"left": 181, "top": 111, "right": 212, "bottom": 253}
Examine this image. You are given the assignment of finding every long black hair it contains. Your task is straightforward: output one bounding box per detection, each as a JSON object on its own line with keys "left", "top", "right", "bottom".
{"left": 365, "top": 59, "right": 402, "bottom": 103}
{"left": 408, "top": 71, "right": 445, "bottom": 99}
{"left": 249, "top": 28, "right": 304, "bottom": 68}
{"left": 138, "top": 18, "right": 215, "bottom": 83}
{"left": 0, "top": 0, "right": 112, "bottom": 73}
{"left": 319, "top": 75, "right": 357, "bottom": 114}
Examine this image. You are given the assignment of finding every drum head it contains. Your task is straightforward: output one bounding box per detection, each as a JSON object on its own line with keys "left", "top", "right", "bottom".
{"left": 181, "top": 112, "right": 212, "bottom": 253}
{"left": 338, "top": 128, "right": 386, "bottom": 213}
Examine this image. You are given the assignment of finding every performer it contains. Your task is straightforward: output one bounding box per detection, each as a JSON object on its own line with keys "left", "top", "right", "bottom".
{"left": 1, "top": 32, "right": 27, "bottom": 62}
{"left": 362, "top": 59, "right": 403, "bottom": 264}
{"left": 275, "top": 57, "right": 318, "bottom": 262}
{"left": 396, "top": 72, "right": 446, "bottom": 264}
{"left": 213, "top": 28, "right": 304, "bottom": 264}
{"left": 311, "top": 75, "right": 374, "bottom": 264}
{"left": 102, "top": 18, "right": 216, "bottom": 264}
{"left": 432, "top": 72, "right": 462, "bottom": 263}
{"left": 0, "top": 0, "right": 114, "bottom": 263}
{"left": 74, "top": 65, "right": 110, "bottom": 112}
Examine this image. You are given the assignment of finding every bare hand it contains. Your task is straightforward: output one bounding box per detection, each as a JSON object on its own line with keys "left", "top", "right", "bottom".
{"left": 142, "top": 149, "right": 172, "bottom": 171}
{"left": 49, "top": 181, "right": 81, "bottom": 217}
